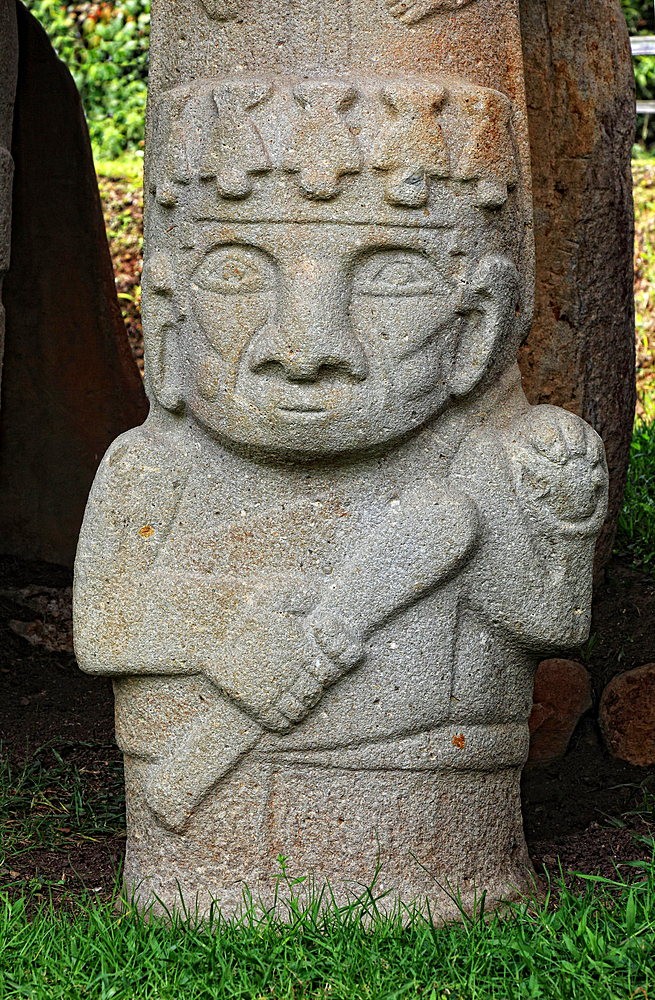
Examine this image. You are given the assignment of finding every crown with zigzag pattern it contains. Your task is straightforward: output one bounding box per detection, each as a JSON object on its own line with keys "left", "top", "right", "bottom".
{"left": 148, "top": 73, "right": 520, "bottom": 225}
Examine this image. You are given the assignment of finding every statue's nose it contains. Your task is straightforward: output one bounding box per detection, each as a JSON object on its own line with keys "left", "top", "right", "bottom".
{"left": 246, "top": 261, "right": 368, "bottom": 382}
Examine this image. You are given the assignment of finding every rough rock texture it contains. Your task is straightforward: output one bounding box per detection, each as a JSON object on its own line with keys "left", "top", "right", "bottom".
{"left": 0, "top": 1, "right": 148, "bottom": 568}
{"left": 599, "top": 663, "right": 655, "bottom": 767}
{"left": 527, "top": 658, "right": 592, "bottom": 766}
{"left": 0, "top": 0, "right": 17, "bottom": 392}
{"left": 74, "top": 0, "right": 608, "bottom": 919}
{"left": 518, "top": 0, "right": 636, "bottom": 571}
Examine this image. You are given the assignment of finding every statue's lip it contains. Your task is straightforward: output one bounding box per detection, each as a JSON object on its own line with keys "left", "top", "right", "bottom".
{"left": 276, "top": 405, "right": 327, "bottom": 416}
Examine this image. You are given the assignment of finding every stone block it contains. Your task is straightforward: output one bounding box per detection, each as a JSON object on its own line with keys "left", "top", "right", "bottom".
{"left": 0, "top": 1, "right": 148, "bottom": 567}
{"left": 527, "top": 658, "right": 592, "bottom": 766}
{"left": 599, "top": 663, "right": 655, "bottom": 767}
{"left": 0, "top": 0, "right": 17, "bottom": 390}
{"left": 519, "top": 0, "right": 636, "bottom": 571}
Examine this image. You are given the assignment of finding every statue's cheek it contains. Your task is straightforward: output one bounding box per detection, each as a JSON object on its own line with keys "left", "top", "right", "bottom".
{"left": 349, "top": 294, "right": 444, "bottom": 360}
{"left": 192, "top": 288, "right": 275, "bottom": 367}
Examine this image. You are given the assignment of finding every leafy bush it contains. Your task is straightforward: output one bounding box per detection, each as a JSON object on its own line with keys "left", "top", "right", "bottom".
{"left": 616, "top": 417, "right": 655, "bottom": 568}
{"left": 621, "top": 1, "right": 655, "bottom": 148}
{"left": 622, "top": 0, "right": 654, "bottom": 35}
{"left": 22, "top": 0, "right": 149, "bottom": 159}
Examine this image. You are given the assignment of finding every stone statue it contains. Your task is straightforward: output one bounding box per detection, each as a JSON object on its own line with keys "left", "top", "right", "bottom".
{"left": 73, "top": 0, "right": 608, "bottom": 918}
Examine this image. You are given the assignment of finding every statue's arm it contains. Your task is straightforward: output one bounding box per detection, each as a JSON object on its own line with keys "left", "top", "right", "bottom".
{"left": 273, "top": 480, "right": 481, "bottom": 724}
{"left": 462, "top": 406, "right": 608, "bottom": 651}
{"left": 73, "top": 424, "right": 204, "bottom": 677}
{"left": 74, "top": 429, "right": 481, "bottom": 726}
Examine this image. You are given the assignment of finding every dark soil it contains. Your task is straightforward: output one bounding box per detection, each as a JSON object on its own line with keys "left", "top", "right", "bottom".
{"left": 1, "top": 553, "right": 653, "bottom": 906}
{"left": 0, "top": 555, "right": 121, "bottom": 903}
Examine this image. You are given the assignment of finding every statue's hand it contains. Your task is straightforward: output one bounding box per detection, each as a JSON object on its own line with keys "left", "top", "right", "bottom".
{"left": 206, "top": 610, "right": 364, "bottom": 733}
{"left": 507, "top": 405, "right": 608, "bottom": 540}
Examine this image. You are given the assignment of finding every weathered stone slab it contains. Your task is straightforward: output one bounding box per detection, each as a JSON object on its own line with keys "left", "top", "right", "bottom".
{"left": 600, "top": 663, "right": 655, "bottom": 767}
{"left": 527, "top": 658, "right": 592, "bottom": 766}
{"left": 518, "top": 0, "right": 636, "bottom": 571}
{"left": 0, "top": 2, "right": 148, "bottom": 567}
{"left": 0, "top": 0, "right": 17, "bottom": 394}
{"left": 74, "top": 0, "right": 608, "bottom": 919}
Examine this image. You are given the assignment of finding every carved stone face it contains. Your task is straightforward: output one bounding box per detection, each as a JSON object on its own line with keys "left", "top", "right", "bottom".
{"left": 143, "top": 72, "right": 527, "bottom": 457}
{"left": 177, "top": 221, "right": 485, "bottom": 456}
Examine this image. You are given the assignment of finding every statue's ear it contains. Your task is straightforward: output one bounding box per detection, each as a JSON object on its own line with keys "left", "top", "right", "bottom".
{"left": 447, "top": 255, "right": 521, "bottom": 398}
{"left": 141, "top": 252, "right": 184, "bottom": 412}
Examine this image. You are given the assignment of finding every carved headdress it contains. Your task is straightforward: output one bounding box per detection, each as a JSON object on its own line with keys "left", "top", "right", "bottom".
{"left": 151, "top": 75, "right": 517, "bottom": 214}
{"left": 144, "top": 0, "right": 533, "bottom": 294}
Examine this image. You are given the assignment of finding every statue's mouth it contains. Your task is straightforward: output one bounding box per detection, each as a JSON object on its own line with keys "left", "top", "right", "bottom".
{"left": 277, "top": 405, "right": 327, "bottom": 417}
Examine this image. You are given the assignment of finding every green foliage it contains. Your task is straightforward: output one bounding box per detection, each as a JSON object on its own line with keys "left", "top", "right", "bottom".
{"left": 621, "top": 0, "right": 654, "bottom": 35}
{"left": 0, "top": 859, "right": 653, "bottom": 999}
{"left": 622, "top": 1, "right": 655, "bottom": 147}
{"left": 22, "top": 0, "right": 149, "bottom": 159}
{"left": 616, "top": 418, "right": 655, "bottom": 567}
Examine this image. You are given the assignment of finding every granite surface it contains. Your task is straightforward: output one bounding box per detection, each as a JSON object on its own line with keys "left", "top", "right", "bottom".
{"left": 74, "top": 0, "right": 608, "bottom": 919}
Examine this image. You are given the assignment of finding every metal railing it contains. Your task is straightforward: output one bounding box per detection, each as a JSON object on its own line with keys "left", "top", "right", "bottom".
{"left": 631, "top": 36, "right": 655, "bottom": 113}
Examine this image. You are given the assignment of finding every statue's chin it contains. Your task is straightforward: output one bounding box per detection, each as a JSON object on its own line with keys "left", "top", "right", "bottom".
{"left": 186, "top": 391, "right": 441, "bottom": 460}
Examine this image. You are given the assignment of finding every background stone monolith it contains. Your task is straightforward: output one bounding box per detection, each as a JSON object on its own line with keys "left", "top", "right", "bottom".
{"left": 75, "top": 0, "right": 609, "bottom": 919}
{"left": 0, "top": 0, "right": 17, "bottom": 392}
{"left": 600, "top": 663, "right": 655, "bottom": 767}
{"left": 527, "top": 658, "right": 592, "bottom": 766}
{"left": 0, "top": 1, "right": 148, "bottom": 568}
{"left": 519, "top": 0, "right": 636, "bottom": 571}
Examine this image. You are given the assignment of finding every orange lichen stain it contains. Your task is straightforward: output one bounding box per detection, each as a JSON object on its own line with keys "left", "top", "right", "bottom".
{"left": 139, "top": 524, "right": 155, "bottom": 538}
{"left": 452, "top": 733, "right": 465, "bottom": 749}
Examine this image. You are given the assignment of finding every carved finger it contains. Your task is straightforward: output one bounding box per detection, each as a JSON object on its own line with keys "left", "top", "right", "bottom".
{"left": 517, "top": 463, "right": 552, "bottom": 501}
{"left": 510, "top": 445, "right": 553, "bottom": 497}
{"left": 583, "top": 422, "right": 605, "bottom": 467}
{"left": 255, "top": 705, "right": 295, "bottom": 733}
{"left": 387, "top": 1, "right": 413, "bottom": 17}
{"left": 277, "top": 669, "right": 324, "bottom": 724}
{"left": 304, "top": 651, "right": 342, "bottom": 686}
{"left": 529, "top": 418, "right": 567, "bottom": 466}
{"left": 556, "top": 410, "right": 587, "bottom": 457}
{"left": 308, "top": 612, "right": 363, "bottom": 670}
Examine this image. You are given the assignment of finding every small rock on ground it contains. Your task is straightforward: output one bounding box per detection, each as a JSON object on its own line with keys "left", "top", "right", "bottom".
{"left": 527, "top": 659, "right": 592, "bottom": 766}
{"left": 599, "top": 662, "right": 655, "bottom": 767}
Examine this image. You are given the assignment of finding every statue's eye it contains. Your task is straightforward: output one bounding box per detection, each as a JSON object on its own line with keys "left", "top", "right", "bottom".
{"left": 353, "top": 252, "right": 438, "bottom": 296}
{"left": 193, "top": 247, "right": 274, "bottom": 294}
{"left": 373, "top": 261, "right": 423, "bottom": 288}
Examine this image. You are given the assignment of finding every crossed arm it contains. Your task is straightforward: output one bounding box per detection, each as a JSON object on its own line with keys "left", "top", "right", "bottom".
{"left": 74, "top": 433, "right": 481, "bottom": 732}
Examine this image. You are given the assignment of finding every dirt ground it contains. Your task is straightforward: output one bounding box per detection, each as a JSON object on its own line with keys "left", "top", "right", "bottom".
{"left": 0, "top": 552, "right": 653, "bottom": 905}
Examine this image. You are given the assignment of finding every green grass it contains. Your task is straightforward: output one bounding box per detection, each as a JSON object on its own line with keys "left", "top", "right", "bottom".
{"left": 0, "top": 859, "right": 653, "bottom": 1000}
{"left": 616, "top": 417, "right": 655, "bottom": 568}
{"left": 0, "top": 741, "right": 125, "bottom": 870}
{"left": 94, "top": 151, "right": 143, "bottom": 184}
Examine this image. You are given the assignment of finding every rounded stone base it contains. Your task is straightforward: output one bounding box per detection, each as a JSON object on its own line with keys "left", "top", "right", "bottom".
{"left": 122, "top": 754, "right": 536, "bottom": 921}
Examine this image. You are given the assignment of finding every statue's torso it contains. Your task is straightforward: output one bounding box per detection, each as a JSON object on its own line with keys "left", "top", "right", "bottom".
{"left": 126, "top": 417, "right": 534, "bottom": 759}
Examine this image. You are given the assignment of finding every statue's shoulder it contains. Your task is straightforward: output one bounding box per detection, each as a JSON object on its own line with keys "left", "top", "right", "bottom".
{"left": 91, "top": 419, "right": 191, "bottom": 501}
{"left": 102, "top": 421, "right": 184, "bottom": 476}
{"left": 77, "top": 419, "right": 193, "bottom": 570}
{"left": 447, "top": 421, "right": 513, "bottom": 487}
